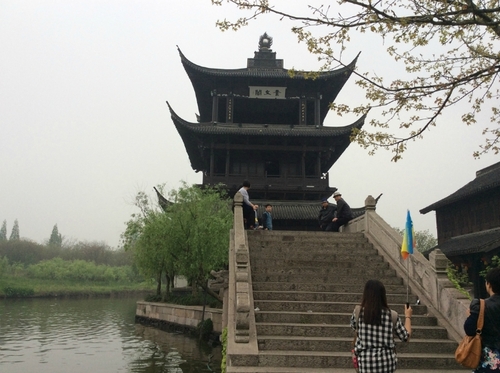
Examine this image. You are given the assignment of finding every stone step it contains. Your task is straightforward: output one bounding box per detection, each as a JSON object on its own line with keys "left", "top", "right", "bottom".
{"left": 254, "top": 300, "right": 428, "bottom": 315}
{"left": 250, "top": 252, "right": 383, "bottom": 262}
{"left": 250, "top": 258, "right": 386, "bottom": 268}
{"left": 249, "top": 242, "right": 374, "bottom": 251}
{"left": 255, "top": 322, "right": 449, "bottom": 339}
{"left": 254, "top": 311, "right": 437, "bottom": 326}
{"left": 230, "top": 351, "right": 463, "bottom": 370}
{"left": 250, "top": 266, "right": 396, "bottom": 277}
{"left": 247, "top": 231, "right": 367, "bottom": 242}
{"left": 253, "top": 291, "right": 417, "bottom": 304}
{"left": 230, "top": 230, "right": 463, "bottom": 372}
{"left": 227, "top": 367, "right": 469, "bottom": 373}
{"left": 251, "top": 273, "right": 403, "bottom": 284}
{"left": 252, "top": 282, "right": 409, "bottom": 294}
{"left": 257, "top": 335, "right": 457, "bottom": 354}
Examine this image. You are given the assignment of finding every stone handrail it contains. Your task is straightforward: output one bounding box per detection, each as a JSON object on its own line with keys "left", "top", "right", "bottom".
{"left": 225, "top": 192, "right": 258, "bottom": 357}
{"left": 344, "top": 195, "right": 471, "bottom": 342}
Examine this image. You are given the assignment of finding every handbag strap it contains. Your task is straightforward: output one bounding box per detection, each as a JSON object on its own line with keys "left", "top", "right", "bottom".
{"left": 476, "top": 299, "right": 485, "bottom": 333}
{"left": 353, "top": 305, "right": 360, "bottom": 346}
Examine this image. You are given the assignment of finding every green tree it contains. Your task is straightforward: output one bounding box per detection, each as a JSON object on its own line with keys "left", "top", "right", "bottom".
{"left": 49, "top": 224, "right": 62, "bottom": 247}
{"left": 166, "top": 183, "right": 232, "bottom": 301}
{"left": 9, "top": 219, "right": 20, "bottom": 241}
{"left": 122, "top": 183, "right": 232, "bottom": 302}
{"left": 394, "top": 228, "right": 437, "bottom": 253}
{"left": 122, "top": 189, "right": 178, "bottom": 299}
{"left": 212, "top": 0, "right": 500, "bottom": 160}
{"left": 136, "top": 210, "right": 177, "bottom": 299}
{"left": 0, "top": 220, "right": 7, "bottom": 242}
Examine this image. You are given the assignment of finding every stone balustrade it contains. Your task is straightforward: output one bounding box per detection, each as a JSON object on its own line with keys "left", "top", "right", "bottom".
{"left": 344, "top": 195, "right": 470, "bottom": 342}
{"left": 225, "top": 192, "right": 258, "bottom": 359}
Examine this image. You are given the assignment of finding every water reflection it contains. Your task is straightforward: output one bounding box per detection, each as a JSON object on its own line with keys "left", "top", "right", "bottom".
{"left": 0, "top": 297, "right": 221, "bottom": 373}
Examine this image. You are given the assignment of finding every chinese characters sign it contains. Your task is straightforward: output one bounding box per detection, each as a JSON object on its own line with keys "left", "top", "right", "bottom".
{"left": 249, "top": 86, "right": 286, "bottom": 99}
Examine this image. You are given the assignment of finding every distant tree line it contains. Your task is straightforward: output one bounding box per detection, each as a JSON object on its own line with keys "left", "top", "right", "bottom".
{"left": 0, "top": 219, "right": 20, "bottom": 241}
{"left": 0, "top": 238, "right": 133, "bottom": 267}
{"left": 1, "top": 220, "right": 62, "bottom": 246}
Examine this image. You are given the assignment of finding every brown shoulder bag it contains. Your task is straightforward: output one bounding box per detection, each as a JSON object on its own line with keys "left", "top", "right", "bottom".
{"left": 455, "top": 298, "right": 485, "bottom": 369}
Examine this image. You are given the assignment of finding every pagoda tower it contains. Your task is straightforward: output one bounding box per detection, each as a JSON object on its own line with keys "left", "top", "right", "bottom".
{"left": 168, "top": 33, "right": 365, "bottom": 230}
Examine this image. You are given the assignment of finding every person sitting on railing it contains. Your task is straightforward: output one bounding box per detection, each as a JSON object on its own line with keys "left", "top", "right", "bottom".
{"left": 238, "top": 180, "right": 258, "bottom": 229}
{"left": 331, "top": 191, "right": 353, "bottom": 232}
{"left": 318, "top": 198, "right": 336, "bottom": 231}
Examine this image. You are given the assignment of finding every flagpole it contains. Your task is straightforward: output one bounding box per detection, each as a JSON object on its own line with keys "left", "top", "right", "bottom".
{"left": 406, "top": 257, "right": 410, "bottom": 306}
{"left": 401, "top": 209, "right": 414, "bottom": 307}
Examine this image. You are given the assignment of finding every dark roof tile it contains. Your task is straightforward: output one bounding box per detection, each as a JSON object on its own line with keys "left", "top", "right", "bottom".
{"left": 420, "top": 161, "right": 500, "bottom": 214}
{"left": 435, "top": 227, "right": 500, "bottom": 256}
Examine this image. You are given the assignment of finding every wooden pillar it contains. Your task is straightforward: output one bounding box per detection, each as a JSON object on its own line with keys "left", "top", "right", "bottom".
{"left": 301, "top": 150, "right": 306, "bottom": 178}
{"left": 211, "top": 90, "right": 218, "bottom": 122}
{"left": 210, "top": 144, "right": 214, "bottom": 181}
{"left": 315, "top": 93, "right": 321, "bottom": 127}
{"left": 317, "top": 151, "right": 321, "bottom": 177}
{"left": 471, "top": 256, "right": 486, "bottom": 299}
{"left": 225, "top": 148, "right": 230, "bottom": 177}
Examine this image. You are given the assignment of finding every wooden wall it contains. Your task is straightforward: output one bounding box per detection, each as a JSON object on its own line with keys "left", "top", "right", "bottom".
{"left": 436, "top": 188, "right": 500, "bottom": 244}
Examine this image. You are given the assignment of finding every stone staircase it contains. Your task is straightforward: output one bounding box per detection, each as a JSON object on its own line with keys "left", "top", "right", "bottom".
{"left": 228, "top": 230, "right": 468, "bottom": 373}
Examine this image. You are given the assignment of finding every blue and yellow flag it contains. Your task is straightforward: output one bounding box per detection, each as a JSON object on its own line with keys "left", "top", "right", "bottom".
{"left": 401, "top": 210, "right": 415, "bottom": 260}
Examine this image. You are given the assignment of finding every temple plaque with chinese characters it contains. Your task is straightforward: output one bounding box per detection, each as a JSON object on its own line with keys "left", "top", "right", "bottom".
{"left": 249, "top": 86, "right": 286, "bottom": 99}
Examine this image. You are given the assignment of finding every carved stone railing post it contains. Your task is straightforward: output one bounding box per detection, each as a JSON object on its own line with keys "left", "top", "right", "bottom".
{"left": 364, "top": 195, "right": 376, "bottom": 234}
{"left": 232, "top": 192, "right": 251, "bottom": 343}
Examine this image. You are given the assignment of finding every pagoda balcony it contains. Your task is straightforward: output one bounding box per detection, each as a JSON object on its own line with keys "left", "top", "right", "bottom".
{"left": 203, "top": 174, "right": 331, "bottom": 192}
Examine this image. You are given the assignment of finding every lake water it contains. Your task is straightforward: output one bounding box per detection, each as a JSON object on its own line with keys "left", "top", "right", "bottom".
{"left": 0, "top": 296, "right": 221, "bottom": 373}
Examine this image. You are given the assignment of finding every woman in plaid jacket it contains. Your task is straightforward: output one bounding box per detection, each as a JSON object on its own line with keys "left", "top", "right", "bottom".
{"left": 350, "top": 280, "right": 412, "bottom": 373}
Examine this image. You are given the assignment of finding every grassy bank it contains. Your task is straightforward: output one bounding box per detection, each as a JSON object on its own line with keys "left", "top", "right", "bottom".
{"left": 0, "top": 276, "right": 156, "bottom": 298}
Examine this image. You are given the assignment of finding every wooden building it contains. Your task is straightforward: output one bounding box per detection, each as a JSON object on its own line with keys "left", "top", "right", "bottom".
{"left": 420, "top": 161, "right": 500, "bottom": 297}
{"left": 168, "top": 33, "right": 366, "bottom": 229}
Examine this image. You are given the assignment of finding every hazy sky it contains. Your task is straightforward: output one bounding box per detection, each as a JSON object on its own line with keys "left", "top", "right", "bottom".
{"left": 1, "top": 1, "right": 498, "bottom": 248}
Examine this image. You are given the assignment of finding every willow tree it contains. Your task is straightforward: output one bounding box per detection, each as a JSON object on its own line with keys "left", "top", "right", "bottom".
{"left": 133, "top": 210, "right": 177, "bottom": 299}
{"left": 212, "top": 0, "right": 500, "bottom": 160}
{"left": 165, "top": 183, "right": 232, "bottom": 302}
{"left": 121, "top": 190, "right": 174, "bottom": 298}
{"left": 122, "top": 184, "right": 232, "bottom": 302}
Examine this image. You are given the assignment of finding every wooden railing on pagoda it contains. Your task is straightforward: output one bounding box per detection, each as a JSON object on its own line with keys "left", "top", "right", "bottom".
{"left": 204, "top": 174, "right": 330, "bottom": 191}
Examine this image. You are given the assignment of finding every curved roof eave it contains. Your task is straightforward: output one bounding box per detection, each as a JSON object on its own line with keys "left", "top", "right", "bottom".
{"left": 166, "top": 101, "right": 205, "bottom": 172}
{"left": 167, "top": 101, "right": 366, "bottom": 138}
{"left": 177, "top": 47, "right": 358, "bottom": 80}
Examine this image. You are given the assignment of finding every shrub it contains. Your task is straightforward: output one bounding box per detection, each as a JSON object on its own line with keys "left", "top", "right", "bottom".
{"left": 220, "top": 327, "right": 228, "bottom": 373}
{"left": 447, "top": 263, "right": 472, "bottom": 299}
{"left": 0, "top": 256, "right": 8, "bottom": 277}
{"left": 26, "top": 258, "right": 141, "bottom": 283}
{"left": 4, "top": 286, "right": 34, "bottom": 297}
{"left": 197, "top": 318, "right": 214, "bottom": 340}
{"left": 480, "top": 255, "right": 500, "bottom": 277}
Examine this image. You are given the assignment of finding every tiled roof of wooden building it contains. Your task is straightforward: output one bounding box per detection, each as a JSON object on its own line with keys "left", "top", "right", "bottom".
{"left": 420, "top": 161, "right": 500, "bottom": 214}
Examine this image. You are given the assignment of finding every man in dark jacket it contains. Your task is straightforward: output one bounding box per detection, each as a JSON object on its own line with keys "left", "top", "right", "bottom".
{"left": 318, "top": 198, "right": 336, "bottom": 231}
{"left": 463, "top": 267, "right": 500, "bottom": 368}
{"left": 331, "top": 191, "right": 353, "bottom": 232}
